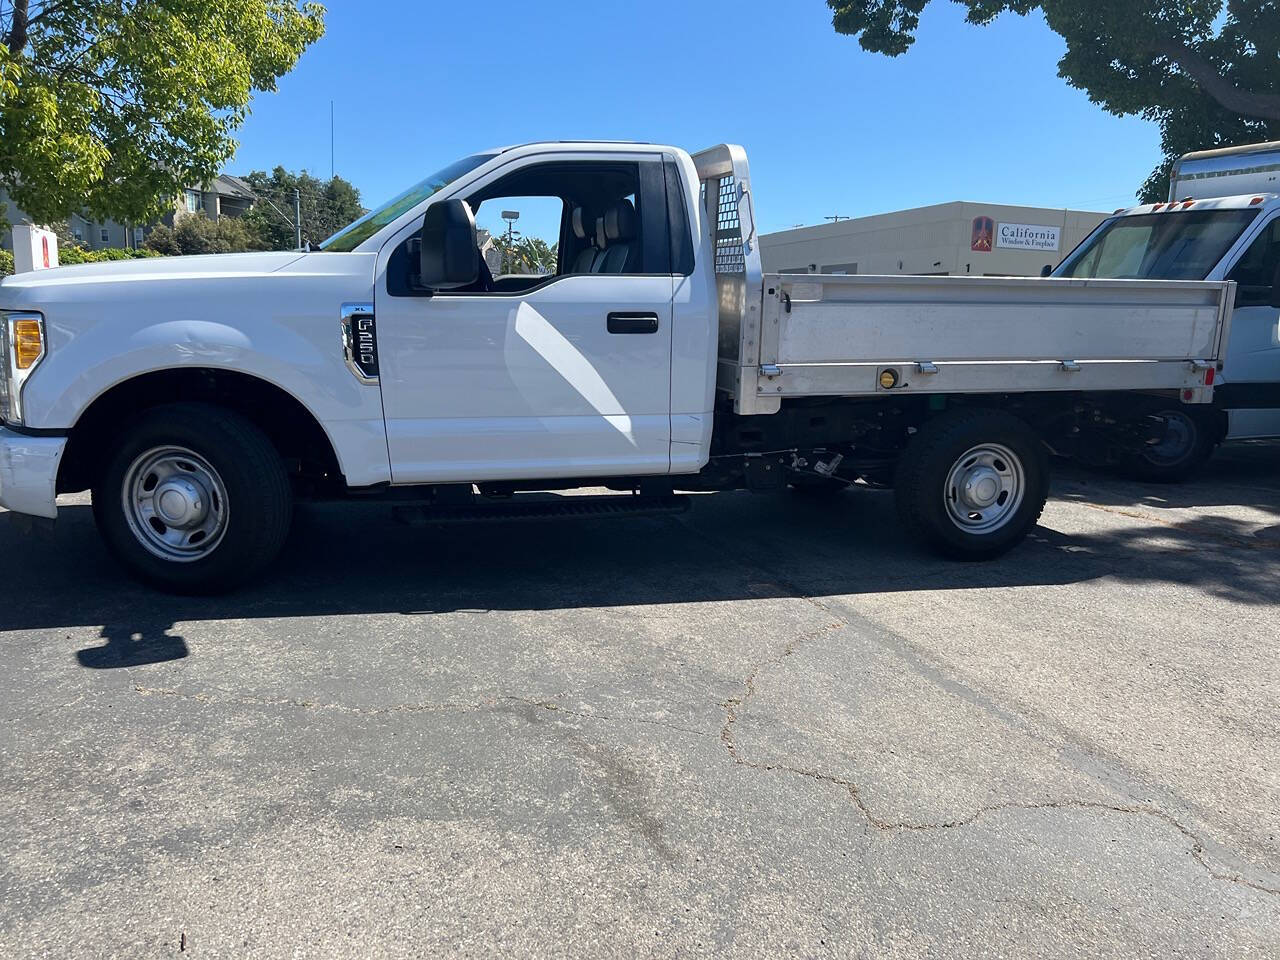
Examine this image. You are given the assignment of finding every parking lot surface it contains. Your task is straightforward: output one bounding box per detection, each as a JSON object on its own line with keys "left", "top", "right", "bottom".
{"left": 2, "top": 445, "right": 1278, "bottom": 958}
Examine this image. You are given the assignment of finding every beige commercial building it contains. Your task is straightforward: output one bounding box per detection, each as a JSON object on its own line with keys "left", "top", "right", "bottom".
{"left": 760, "top": 201, "right": 1109, "bottom": 278}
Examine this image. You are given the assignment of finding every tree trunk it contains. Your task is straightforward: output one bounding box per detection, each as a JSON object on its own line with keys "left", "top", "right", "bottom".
{"left": 1154, "top": 38, "right": 1280, "bottom": 124}
{"left": 6, "top": 0, "right": 30, "bottom": 55}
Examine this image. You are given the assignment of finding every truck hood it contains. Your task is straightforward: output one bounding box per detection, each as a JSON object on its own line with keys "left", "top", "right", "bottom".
{"left": 0, "top": 250, "right": 308, "bottom": 291}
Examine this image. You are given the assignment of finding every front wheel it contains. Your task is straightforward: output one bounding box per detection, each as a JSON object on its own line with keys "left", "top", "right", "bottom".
{"left": 895, "top": 409, "right": 1049, "bottom": 561}
{"left": 93, "top": 403, "right": 293, "bottom": 594}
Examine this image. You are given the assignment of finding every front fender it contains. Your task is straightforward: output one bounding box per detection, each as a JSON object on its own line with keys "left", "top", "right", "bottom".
{"left": 17, "top": 270, "right": 391, "bottom": 487}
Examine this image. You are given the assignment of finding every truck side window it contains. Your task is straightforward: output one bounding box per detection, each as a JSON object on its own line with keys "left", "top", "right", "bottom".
{"left": 1227, "top": 219, "right": 1280, "bottom": 306}
{"left": 467, "top": 160, "right": 670, "bottom": 283}
{"left": 387, "top": 158, "right": 675, "bottom": 297}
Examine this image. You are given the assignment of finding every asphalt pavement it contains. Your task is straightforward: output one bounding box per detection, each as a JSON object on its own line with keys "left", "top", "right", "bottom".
{"left": 1, "top": 445, "right": 1278, "bottom": 958}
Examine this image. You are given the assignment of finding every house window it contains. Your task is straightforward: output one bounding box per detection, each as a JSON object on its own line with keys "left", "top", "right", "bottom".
{"left": 100, "top": 228, "right": 109, "bottom": 244}
{"left": 185, "top": 190, "right": 202, "bottom": 213}
{"left": 134, "top": 227, "right": 144, "bottom": 245}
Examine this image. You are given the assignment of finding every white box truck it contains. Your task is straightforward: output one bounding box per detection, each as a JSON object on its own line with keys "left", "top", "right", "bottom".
{"left": 0, "top": 141, "right": 1234, "bottom": 591}
{"left": 1048, "top": 140, "right": 1280, "bottom": 478}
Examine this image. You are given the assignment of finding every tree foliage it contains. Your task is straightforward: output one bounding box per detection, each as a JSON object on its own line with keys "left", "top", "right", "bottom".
{"left": 489, "top": 234, "right": 559, "bottom": 275}
{"left": 827, "top": 1, "right": 1280, "bottom": 200}
{"left": 0, "top": 1, "right": 325, "bottom": 228}
{"left": 144, "top": 213, "right": 264, "bottom": 256}
{"left": 240, "top": 167, "right": 365, "bottom": 249}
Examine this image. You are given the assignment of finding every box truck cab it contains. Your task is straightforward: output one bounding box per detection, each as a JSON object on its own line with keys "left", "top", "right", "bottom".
{"left": 1052, "top": 140, "right": 1280, "bottom": 478}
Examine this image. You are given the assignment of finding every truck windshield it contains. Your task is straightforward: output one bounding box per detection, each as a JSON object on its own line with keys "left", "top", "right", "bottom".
{"left": 1055, "top": 209, "right": 1259, "bottom": 280}
{"left": 320, "top": 153, "right": 497, "bottom": 252}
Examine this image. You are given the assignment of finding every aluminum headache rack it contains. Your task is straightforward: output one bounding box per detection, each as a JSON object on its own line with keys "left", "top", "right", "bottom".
{"left": 693, "top": 144, "right": 1232, "bottom": 417}
{"left": 692, "top": 143, "right": 770, "bottom": 414}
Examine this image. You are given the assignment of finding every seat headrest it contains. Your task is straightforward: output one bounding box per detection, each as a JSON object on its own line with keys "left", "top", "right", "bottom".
{"left": 571, "top": 205, "right": 595, "bottom": 242}
{"left": 603, "top": 198, "right": 637, "bottom": 243}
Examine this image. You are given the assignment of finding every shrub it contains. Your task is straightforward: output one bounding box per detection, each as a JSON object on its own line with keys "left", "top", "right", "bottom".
{"left": 0, "top": 242, "right": 154, "bottom": 277}
{"left": 145, "top": 213, "right": 264, "bottom": 256}
{"left": 59, "top": 245, "right": 159, "bottom": 265}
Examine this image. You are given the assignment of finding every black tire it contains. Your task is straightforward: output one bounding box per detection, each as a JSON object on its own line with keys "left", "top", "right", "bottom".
{"left": 895, "top": 408, "right": 1049, "bottom": 561}
{"left": 92, "top": 403, "right": 293, "bottom": 594}
{"left": 1119, "top": 408, "right": 1220, "bottom": 484}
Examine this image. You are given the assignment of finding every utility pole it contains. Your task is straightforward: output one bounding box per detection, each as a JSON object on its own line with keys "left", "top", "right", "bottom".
{"left": 294, "top": 189, "right": 302, "bottom": 250}
{"left": 330, "top": 101, "right": 335, "bottom": 180}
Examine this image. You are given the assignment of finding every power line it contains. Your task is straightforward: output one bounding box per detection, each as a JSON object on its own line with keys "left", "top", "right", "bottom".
{"left": 249, "top": 185, "right": 353, "bottom": 203}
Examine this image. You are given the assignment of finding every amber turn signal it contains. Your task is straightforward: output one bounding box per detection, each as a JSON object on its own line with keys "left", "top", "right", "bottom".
{"left": 879, "top": 368, "right": 899, "bottom": 390}
{"left": 13, "top": 318, "right": 44, "bottom": 369}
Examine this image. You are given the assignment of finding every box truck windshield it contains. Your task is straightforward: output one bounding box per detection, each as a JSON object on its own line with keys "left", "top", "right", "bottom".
{"left": 1056, "top": 209, "right": 1258, "bottom": 280}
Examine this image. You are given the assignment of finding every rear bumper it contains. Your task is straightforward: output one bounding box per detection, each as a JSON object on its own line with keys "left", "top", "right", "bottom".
{"left": 0, "top": 426, "right": 66, "bottom": 519}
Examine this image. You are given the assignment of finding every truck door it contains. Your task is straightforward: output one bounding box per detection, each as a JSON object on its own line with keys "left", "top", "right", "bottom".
{"left": 373, "top": 152, "right": 675, "bottom": 484}
{"left": 1222, "top": 215, "right": 1280, "bottom": 433}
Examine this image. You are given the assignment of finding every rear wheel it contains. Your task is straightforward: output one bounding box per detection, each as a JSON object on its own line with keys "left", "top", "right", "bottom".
{"left": 1120, "top": 408, "right": 1219, "bottom": 483}
{"left": 93, "top": 403, "right": 293, "bottom": 593}
{"left": 895, "top": 409, "right": 1049, "bottom": 560}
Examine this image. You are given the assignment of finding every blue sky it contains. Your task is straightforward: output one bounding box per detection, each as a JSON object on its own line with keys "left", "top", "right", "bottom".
{"left": 230, "top": 0, "right": 1162, "bottom": 240}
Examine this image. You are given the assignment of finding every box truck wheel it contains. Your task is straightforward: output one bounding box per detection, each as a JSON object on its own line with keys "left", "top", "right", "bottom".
{"left": 92, "top": 403, "right": 293, "bottom": 594}
{"left": 1120, "top": 408, "right": 1220, "bottom": 483}
{"left": 895, "top": 409, "right": 1049, "bottom": 561}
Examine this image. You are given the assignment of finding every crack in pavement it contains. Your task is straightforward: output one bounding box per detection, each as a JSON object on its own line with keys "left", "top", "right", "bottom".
{"left": 717, "top": 627, "right": 1280, "bottom": 899}
{"left": 129, "top": 684, "right": 709, "bottom": 739}
{"left": 669, "top": 508, "right": 1280, "bottom": 897}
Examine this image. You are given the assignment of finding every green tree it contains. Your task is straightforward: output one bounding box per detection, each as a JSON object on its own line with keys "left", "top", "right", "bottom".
{"left": 515, "top": 236, "right": 558, "bottom": 275}
{"left": 0, "top": 2, "right": 325, "bottom": 229}
{"left": 827, "top": 1, "right": 1280, "bottom": 201}
{"left": 240, "top": 167, "right": 365, "bottom": 250}
{"left": 489, "top": 233, "right": 559, "bottom": 274}
{"left": 144, "top": 213, "right": 264, "bottom": 256}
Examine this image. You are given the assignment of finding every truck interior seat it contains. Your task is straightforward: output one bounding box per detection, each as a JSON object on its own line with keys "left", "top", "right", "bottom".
{"left": 570, "top": 206, "right": 601, "bottom": 273}
{"left": 593, "top": 198, "right": 638, "bottom": 273}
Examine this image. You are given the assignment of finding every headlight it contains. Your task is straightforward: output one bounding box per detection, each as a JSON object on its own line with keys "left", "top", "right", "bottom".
{"left": 0, "top": 310, "right": 46, "bottom": 425}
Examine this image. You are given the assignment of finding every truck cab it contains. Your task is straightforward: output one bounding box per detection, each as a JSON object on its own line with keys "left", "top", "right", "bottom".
{"left": 329, "top": 142, "right": 718, "bottom": 483}
{"left": 1052, "top": 140, "right": 1280, "bottom": 474}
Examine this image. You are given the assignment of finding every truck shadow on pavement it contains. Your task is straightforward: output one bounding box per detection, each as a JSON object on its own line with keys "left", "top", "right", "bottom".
{"left": 1, "top": 441, "right": 1278, "bottom": 669}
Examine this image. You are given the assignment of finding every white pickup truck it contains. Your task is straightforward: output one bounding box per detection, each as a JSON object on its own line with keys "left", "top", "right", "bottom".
{"left": 0, "top": 141, "right": 1234, "bottom": 592}
{"left": 1049, "top": 139, "right": 1280, "bottom": 479}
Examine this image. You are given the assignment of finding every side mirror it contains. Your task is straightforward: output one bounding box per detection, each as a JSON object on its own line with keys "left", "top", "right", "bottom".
{"left": 419, "top": 199, "right": 478, "bottom": 289}
{"left": 1039, "top": 264, "right": 1053, "bottom": 278}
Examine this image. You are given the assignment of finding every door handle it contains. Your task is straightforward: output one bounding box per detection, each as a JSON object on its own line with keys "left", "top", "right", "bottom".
{"left": 607, "top": 312, "right": 660, "bottom": 334}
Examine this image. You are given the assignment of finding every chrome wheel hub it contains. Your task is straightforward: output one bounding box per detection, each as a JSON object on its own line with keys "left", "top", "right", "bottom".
{"left": 122, "top": 446, "right": 229, "bottom": 562}
{"left": 943, "top": 443, "right": 1025, "bottom": 534}
{"left": 153, "top": 476, "right": 208, "bottom": 528}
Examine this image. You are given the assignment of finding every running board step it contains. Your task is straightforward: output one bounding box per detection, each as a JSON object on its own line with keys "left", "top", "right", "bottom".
{"left": 391, "top": 494, "right": 690, "bottom": 526}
